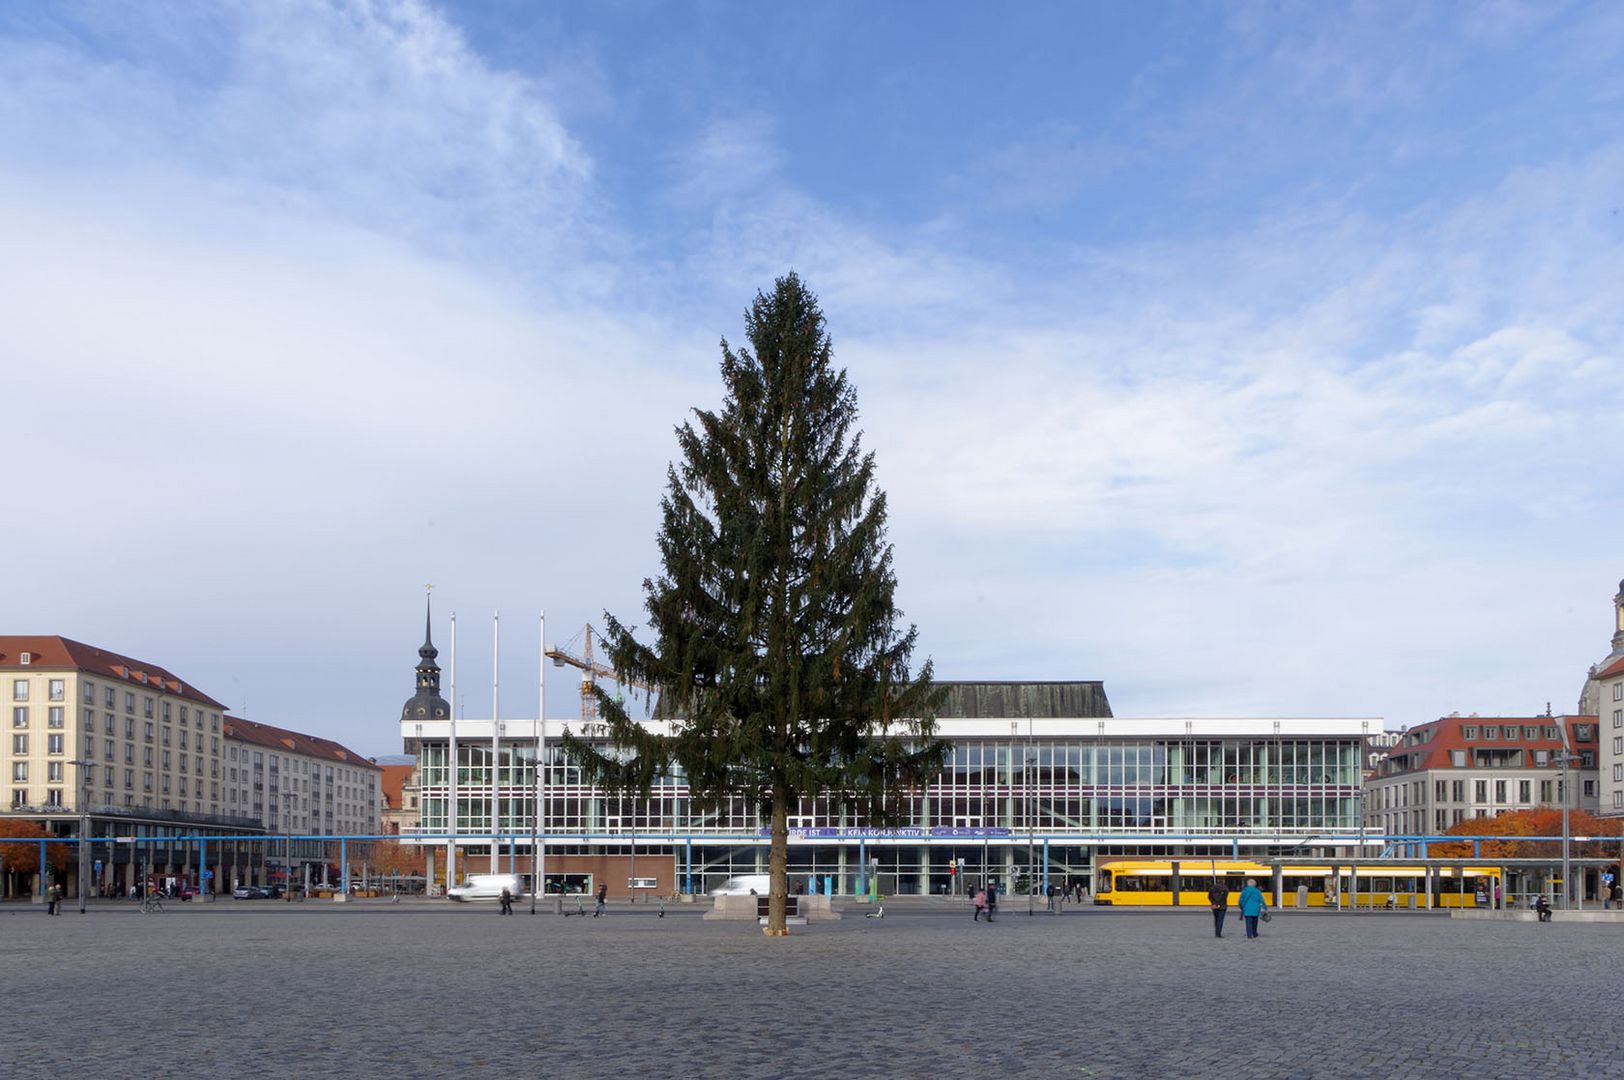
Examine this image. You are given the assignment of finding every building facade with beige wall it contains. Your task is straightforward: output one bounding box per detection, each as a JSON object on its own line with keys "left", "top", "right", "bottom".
{"left": 1583, "top": 579, "right": 1624, "bottom": 816}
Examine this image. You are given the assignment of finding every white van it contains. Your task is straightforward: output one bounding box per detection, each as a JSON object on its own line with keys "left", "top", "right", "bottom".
{"left": 709, "top": 874, "right": 771, "bottom": 896}
{"left": 447, "top": 873, "right": 525, "bottom": 902}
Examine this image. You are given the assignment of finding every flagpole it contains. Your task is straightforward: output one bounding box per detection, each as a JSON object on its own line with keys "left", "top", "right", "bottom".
{"left": 492, "top": 610, "right": 501, "bottom": 873}
{"left": 448, "top": 610, "right": 457, "bottom": 895}
{"left": 534, "top": 610, "right": 545, "bottom": 915}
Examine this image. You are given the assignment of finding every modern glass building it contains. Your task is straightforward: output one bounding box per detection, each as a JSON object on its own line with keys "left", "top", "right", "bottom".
{"left": 400, "top": 645, "right": 1374, "bottom": 895}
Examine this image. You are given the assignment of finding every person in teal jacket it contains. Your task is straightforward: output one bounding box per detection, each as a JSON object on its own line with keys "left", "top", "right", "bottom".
{"left": 1239, "top": 878, "right": 1268, "bottom": 939}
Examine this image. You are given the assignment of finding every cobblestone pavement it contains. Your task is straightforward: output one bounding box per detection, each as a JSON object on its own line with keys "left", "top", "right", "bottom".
{"left": 2, "top": 898, "right": 1620, "bottom": 1079}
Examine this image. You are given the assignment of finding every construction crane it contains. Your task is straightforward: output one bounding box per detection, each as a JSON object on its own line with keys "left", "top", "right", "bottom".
{"left": 544, "top": 623, "right": 654, "bottom": 724}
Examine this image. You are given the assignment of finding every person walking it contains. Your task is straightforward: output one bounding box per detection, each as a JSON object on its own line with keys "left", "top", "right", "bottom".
{"left": 985, "top": 879, "right": 997, "bottom": 922}
{"left": 973, "top": 886, "right": 986, "bottom": 921}
{"left": 499, "top": 886, "right": 513, "bottom": 915}
{"left": 594, "top": 882, "right": 608, "bottom": 917}
{"left": 1534, "top": 894, "right": 1552, "bottom": 922}
{"left": 45, "top": 883, "right": 59, "bottom": 916}
{"left": 1239, "top": 878, "right": 1268, "bottom": 939}
{"left": 1207, "top": 878, "right": 1229, "bottom": 938}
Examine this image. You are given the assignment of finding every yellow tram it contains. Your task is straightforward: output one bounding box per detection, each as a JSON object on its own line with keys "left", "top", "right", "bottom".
{"left": 1093, "top": 858, "right": 1501, "bottom": 909}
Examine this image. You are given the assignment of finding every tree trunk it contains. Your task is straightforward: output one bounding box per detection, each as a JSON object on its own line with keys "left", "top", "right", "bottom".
{"left": 767, "top": 788, "right": 789, "bottom": 936}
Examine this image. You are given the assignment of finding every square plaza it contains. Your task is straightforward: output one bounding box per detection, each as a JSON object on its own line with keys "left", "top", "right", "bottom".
{"left": 3, "top": 900, "right": 1619, "bottom": 1078}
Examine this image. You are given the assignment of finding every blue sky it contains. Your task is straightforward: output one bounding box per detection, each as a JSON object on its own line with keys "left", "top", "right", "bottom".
{"left": 3, "top": 1, "right": 1622, "bottom": 757}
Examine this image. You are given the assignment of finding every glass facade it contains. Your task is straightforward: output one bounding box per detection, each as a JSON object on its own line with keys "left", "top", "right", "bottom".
{"left": 405, "top": 726, "right": 1364, "bottom": 895}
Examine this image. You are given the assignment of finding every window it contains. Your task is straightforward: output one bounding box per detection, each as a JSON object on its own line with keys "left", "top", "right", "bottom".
{"left": 143, "top": 697, "right": 153, "bottom": 718}
{"left": 10, "top": 790, "right": 25, "bottom": 807}
{"left": 47, "top": 679, "right": 64, "bottom": 702}
{"left": 1450, "top": 749, "right": 1467, "bottom": 767}
{"left": 47, "top": 761, "right": 63, "bottom": 782}
{"left": 12, "top": 679, "right": 28, "bottom": 701}
{"left": 143, "top": 722, "right": 153, "bottom": 742}
{"left": 1615, "top": 683, "right": 1623, "bottom": 701}
{"left": 11, "top": 707, "right": 26, "bottom": 728}
{"left": 1474, "top": 779, "right": 1488, "bottom": 803}
{"left": 48, "top": 707, "right": 63, "bottom": 728}
{"left": 179, "top": 731, "right": 188, "bottom": 750}
{"left": 124, "top": 692, "right": 134, "bottom": 713}
{"left": 103, "top": 739, "right": 113, "bottom": 760}
{"left": 1541, "top": 780, "right": 1554, "bottom": 802}
{"left": 1615, "top": 709, "right": 1622, "bottom": 728}
{"left": 1483, "top": 727, "right": 1497, "bottom": 741}
{"left": 1616, "top": 791, "right": 1623, "bottom": 809}
{"left": 123, "top": 745, "right": 133, "bottom": 764}
{"left": 103, "top": 714, "right": 113, "bottom": 735}
{"left": 45, "top": 789, "right": 61, "bottom": 807}
{"left": 103, "top": 766, "right": 114, "bottom": 786}
{"left": 142, "top": 773, "right": 152, "bottom": 792}
{"left": 161, "top": 727, "right": 170, "bottom": 747}
{"left": 1583, "top": 779, "right": 1597, "bottom": 797}
{"left": 11, "top": 734, "right": 26, "bottom": 754}
{"left": 82, "top": 682, "right": 95, "bottom": 703}
{"left": 1576, "top": 725, "right": 1594, "bottom": 742}
{"left": 1616, "top": 737, "right": 1623, "bottom": 755}
{"left": 1451, "top": 780, "right": 1465, "bottom": 802}
{"left": 1615, "top": 764, "right": 1623, "bottom": 782}
{"left": 1494, "top": 779, "right": 1507, "bottom": 803}
{"left": 1524, "top": 726, "right": 1539, "bottom": 740}
{"left": 180, "top": 705, "right": 189, "bottom": 724}
{"left": 161, "top": 751, "right": 170, "bottom": 769}
{"left": 47, "top": 734, "right": 63, "bottom": 755}
{"left": 124, "top": 769, "right": 133, "bottom": 789}
{"left": 143, "top": 747, "right": 152, "bottom": 767}
{"left": 11, "top": 763, "right": 25, "bottom": 781}
{"left": 1461, "top": 725, "right": 1478, "bottom": 738}
{"left": 1518, "top": 780, "right": 1531, "bottom": 803}
{"left": 1535, "top": 750, "right": 1549, "bottom": 766}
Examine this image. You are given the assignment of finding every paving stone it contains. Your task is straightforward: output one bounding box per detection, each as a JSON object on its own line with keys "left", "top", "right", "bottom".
{"left": 1, "top": 899, "right": 1619, "bottom": 1078}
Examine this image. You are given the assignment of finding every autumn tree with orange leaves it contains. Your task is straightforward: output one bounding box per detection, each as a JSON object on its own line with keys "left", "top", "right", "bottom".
{"left": 0, "top": 819, "right": 72, "bottom": 897}
{"left": 1431, "top": 807, "right": 1622, "bottom": 859}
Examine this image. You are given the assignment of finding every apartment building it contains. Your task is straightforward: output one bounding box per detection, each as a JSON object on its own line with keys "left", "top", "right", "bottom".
{"left": 1, "top": 636, "right": 228, "bottom": 817}
{"left": 1583, "top": 578, "right": 1624, "bottom": 816}
{"left": 222, "top": 715, "right": 382, "bottom": 837}
{"left": 1365, "top": 714, "right": 1599, "bottom": 838}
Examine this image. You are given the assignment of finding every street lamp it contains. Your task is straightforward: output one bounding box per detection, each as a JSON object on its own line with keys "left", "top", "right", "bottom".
{"left": 69, "top": 758, "right": 94, "bottom": 914}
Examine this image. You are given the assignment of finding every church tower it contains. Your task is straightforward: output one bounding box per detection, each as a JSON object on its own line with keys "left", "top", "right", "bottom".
{"left": 401, "top": 597, "right": 451, "bottom": 723}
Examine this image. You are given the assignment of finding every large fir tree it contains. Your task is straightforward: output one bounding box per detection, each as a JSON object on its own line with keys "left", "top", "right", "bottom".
{"left": 562, "top": 272, "right": 948, "bottom": 935}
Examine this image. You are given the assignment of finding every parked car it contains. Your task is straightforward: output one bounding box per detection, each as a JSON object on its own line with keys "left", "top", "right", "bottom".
{"left": 232, "top": 885, "right": 256, "bottom": 899}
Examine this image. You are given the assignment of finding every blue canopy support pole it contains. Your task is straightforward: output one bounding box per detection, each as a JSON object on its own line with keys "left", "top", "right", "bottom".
{"left": 38, "top": 840, "right": 47, "bottom": 897}
{"left": 340, "top": 837, "right": 349, "bottom": 894}
{"left": 1473, "top": 839, "right": 1481, "bottom": 859}
{"left": 198, "top": 838, "right": 206, "bottom": 894}
{"left": 859, "top": 837, "right": 867, "bottom": 899}
{"left": 1042, "top": 837, "right": 1050, "bottom": 894}
{"left": 684, "top": 837, "right": 692, "bottom": 895}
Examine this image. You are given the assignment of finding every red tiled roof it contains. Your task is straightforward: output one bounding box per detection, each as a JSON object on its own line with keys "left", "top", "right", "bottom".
{"left": 378, "top": 764, "right": 412, "bottom": 809}
{"left": 1595, "top": 655, "right": 1624, "bottom": 680}
{"left": 224, "top": 714, "right": 381, "bottom": 771}
{"left": 1381, "top": 714, "right": 1599, "bottom": 775}
{"left": 0, "top": 635, "right": 226, "bottom": 710}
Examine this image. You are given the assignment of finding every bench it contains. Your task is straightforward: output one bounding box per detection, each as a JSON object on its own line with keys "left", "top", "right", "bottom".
{"left": 757, "top": 895, "right": 804, "bottom": 924}
{"left": 756, "top": 895, "right": 799, "bottom": 917}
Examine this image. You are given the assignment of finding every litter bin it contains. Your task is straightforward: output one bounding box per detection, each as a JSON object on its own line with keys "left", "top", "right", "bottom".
{"left": 1296, "top": 885, "right": 1309, "bottom": 909}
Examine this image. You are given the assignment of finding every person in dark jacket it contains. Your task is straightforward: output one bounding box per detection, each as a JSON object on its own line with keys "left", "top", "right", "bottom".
{"left": 984, "top": 880, "right": 997, "bottom": 922}
{"left": 594, "top": 882, "right": 608, "bottom": 917}
{"left": 1208, "top": 880, "right": 1229, "bottom": 938}
{"left": 499, "top": 887, "right": 513, "bottom": 915}
{"left": 1534, "top": 894, "right": 1552, "bottom": 922}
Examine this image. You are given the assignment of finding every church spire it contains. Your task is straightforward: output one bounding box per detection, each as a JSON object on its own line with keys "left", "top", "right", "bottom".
{"left": 402, "top": 589, "right": 450, "bottom": 723}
